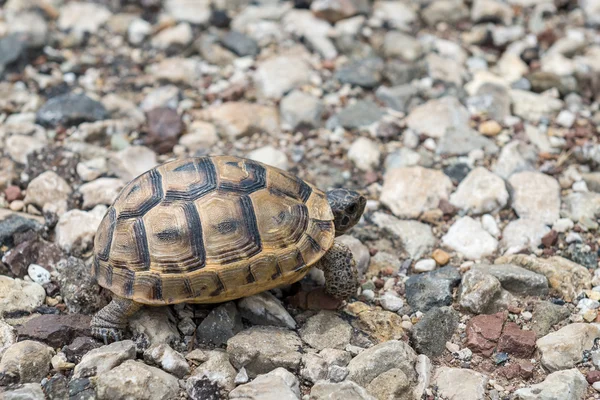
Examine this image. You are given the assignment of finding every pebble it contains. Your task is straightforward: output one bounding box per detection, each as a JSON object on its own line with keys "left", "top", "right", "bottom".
{"left": 237, "top": 292, "right": 296, "bottom": 329}
{"left": 55, "top": 207, "right": 105, "bottom": 254}
{"left": 422, "top": 0, "right": 469, "bottom": 26}
{"left": 405, "top": 96, "right": 470, "bottom": 138}
{"left": 433, "top": 367, "right": 489, "bottom": 400}
{"left": 188, "top": 350, "right": 236, "bottom": 394}
{"left": 26, "top": 263, "right": 50, "bottom": 285}
{"left": 311, "top": 380, "right": 375, "bottom": 400}
{"left": 436, "top": 126, "right": 498, "bottom": 156}
{"left": 379, "top": 292, "right": 404, "bottom": 312}
{"left": 0, "top": 276, "right": 46, "bottom": 315}
{"left": 414, "top": 259, "right": 437, "bottom": 273}
{"left": 23, "top": 171, "right": 71, "bottom": 213}
{"left": 36, "top": 93, "right": 108, "bottom": 128}
{"left": 280, "top": 90, "right": 323, "bottom": 130}
{"left": 458, "top": 270, "right": 504, "bottom": 314}
{"left": 143, "top": 343, "right": 190, "bottom": 378}
{"left": 151, "top": 23, "right": 193, "bottom": 49}
{"left": 202, "top": 102, "right": 279, "bottom": 140}
{"left": 412, "top": 307, "right": 459, "bottom": 357}
{"left": 531, "top": 301, "right": 570, "bottom": 338}
{"left": 537, "top": 323, "right": 600, "bottom": 371}
{"left": 510, "top": 89, "right": 564, "bottom": 123}
{"left": 381, "top": 166, "right": 453, "bottom": 219}
{"left": 553, "top": 218, "right": 574, "bottom": 233}
{"left": 73, "top": 340, "right": 136, "bottom": 379}
{"left": 335, "top": 57, "right": 384, "bottom": 89}
{"left": 128, "top": 18, "right": 152, "bottom": 45}
{"left": 442, "top": 216, "right": 498, "bottom": 260}
{"left": 372, "top": 213, "right": 437, "bottom": 261}
{"left": 493, "top": 141, "right": 537, "bottom": 180}
{"left": 109, "top": 145, "right": 158, "bottom": 181}
{"left": 470, "top": 263, "right": 549, "bottom": 296}
{"left": 466, "top": 312, "right": 506, "bottom": 356}
{"left": 164, "top": 0, "right": 211, "bottom": 24}
{"left": 405, "top": 266, "right": 461, "bottom": 312}
{"left": 449, "top": 167, "right": 509, "bottom": 214}
{"left": 501, "top": 218, "right": 551, "bottom": 254}
{"left": 382, "top": 31, "right": 423, "bottom": 61}
{"left": 3, "top": 383, "right": 46, "bottom": 400}
{"left": 254, "top": 55, "right": 311, "bottom": 100}
{"left": 78, "top": 178, "right": 124, "bottom": 209}
{"left": 347, "top": 340, "right": 417, "bottom": 387}
{"left": 17, "top": 314, "right": 91, "bottom": 348}
{"left": 514, "top": 369, "right": 587, "bottom": 400}
{"left": 311, "top": 0, "right": 358, "bottom": 23}
{"left": 0, "top": 340, "right": 54, "bottom": 385}
{"left": 563, "top": 192, "right": 600, "bottom": 222}
{"left": 508, "top": 171, "right": 560, "bottom": 225}
{"left": 144, "top": 107, "right": 184, "bottom": 154}
{"left": 247, "top": 145, "right": 289, "bottom": 171}
{"left": 348, "top": 137, "right": 380, "bottom": 171}
{"left": 57, "top": 2, "right": 112, "bottom": 36}
{"left": 221, "top": 30, "right": 259, "bottom": 57}
{"left": 299, "top": 311, "right": 352, "bottom": 350}
{"left": 336, "top": 100, "right": 384, "bottom": 129}
{"left": 230, "top": 368, "right": 300, "bottom": 399}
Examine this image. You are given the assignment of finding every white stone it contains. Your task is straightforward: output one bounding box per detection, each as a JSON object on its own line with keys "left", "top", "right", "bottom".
{"left": 372, "top": 1, "right": 417, "bottom": 29}
{"left": 55, "top": 207, "right": 106, "bottom": 254}
{"left": 514, "top": 369, "right": 587, "bottom": 400}
{"left": 508, "top": 171, "right": 561, "bottom": 225}
{"left": 164, "top": 0, "right": 211, "bottom": 24}
{"left": 536, "top": 323, "right": 600, "bottom": 372}
{"left": 405, "top": 97, "right": 470, "bottom": 139}
{"left": 128, "top": 18, "right": 152, "bottom": 45}
{"left": 24, "top": 171, "right": 72, "bottom": 212}
{"left": 230, "top": 368, "right": 300, "bottom": 399}
{"left": 254, "top": 55, "right": 311, "bottom": 100}
{"left": 247, "top": 146, "right": 289, "bottom": 171}
{"left": 510, "top": 90, "right": 564, "bottom": 123}
{"left": 76, "top": 157, "right": 108, "bottom": 182}
{"left": 481, "top": 214, "right": 500, "bottom": 237}
{"left": 109, "top": 146, "right": 158, "bottom": 181}
{"left": 553, "top": 218, "right": 574, "bottom": 232}
{"left": 442, "top": 217, "right": 498, "bottom": 260}
{"left": 379, "top": 292, "right": 404, "bottom": 312}
{"left": 0, "top": 276, "right": 46, "bottom": 315}
{"left": 414, "top": 259, "right": 437, "bottom": 273}
{"left": 280, "top": 90, "right": 323, "bottom": 130}
{"left": 78, "top": 178, "right": 125, "bottom": 209}
{"left": 371, "top": 212, "right": 436, "bottom": 259}
{"left": 449, "top": 167, "right": 508, "bottom": 214}
{"left": 151, "top": 23, "right": 193, "bottom": 49}
{"left": 27, "top": 264, "right": 50, "bottom": 285}
{"left": 433, "top": 367, "right": 489, "bottom": 400}
{"left": 348, "top": 138, "right": 381, "bottom": 171}
{"left": 501, "top": 219, "right": 551, "bottom": 255}
{"left": 381, "top": 167, "right": 453, "bottom": 219}
{"left": 58, "top": 2, "right": 112, "bottom": 36}
{"left": 5, "top": 135, "right": 46, "bottom": 164}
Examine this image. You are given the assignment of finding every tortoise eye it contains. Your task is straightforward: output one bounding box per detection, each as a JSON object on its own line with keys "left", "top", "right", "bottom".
{"left": 341, "top": 216, "right": 350, "bottom": 226}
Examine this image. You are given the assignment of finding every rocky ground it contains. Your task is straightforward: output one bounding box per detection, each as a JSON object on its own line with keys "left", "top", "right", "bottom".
{"left": 1, "top": 0, "right": 600, "bottom": 399}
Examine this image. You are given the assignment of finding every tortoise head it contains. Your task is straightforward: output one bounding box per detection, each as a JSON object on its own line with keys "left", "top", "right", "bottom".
{"left": 326, "top": 188, "right": 366, "bottom": 236}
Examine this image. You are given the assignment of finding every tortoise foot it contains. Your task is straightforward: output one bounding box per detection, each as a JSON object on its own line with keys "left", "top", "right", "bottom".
{"left": 92, "top": 327, "right": 124, "bottom": 344}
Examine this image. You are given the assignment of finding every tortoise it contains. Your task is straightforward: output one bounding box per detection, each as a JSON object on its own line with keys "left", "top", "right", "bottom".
{"left": 90, "top": 155, "right": 366, "bottom": 342}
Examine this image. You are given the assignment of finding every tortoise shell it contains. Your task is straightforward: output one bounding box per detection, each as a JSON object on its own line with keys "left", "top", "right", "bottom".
{"left": 92, "top": 155, "right": 335, "bottom": 305}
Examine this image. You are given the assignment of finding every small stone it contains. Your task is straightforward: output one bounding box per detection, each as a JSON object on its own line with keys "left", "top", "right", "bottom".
{"left": 433, "top": 367, "right": 489, "bottom": 400}
{"left": 501, "top": 219, "right": 551, "bottom": 254}
{"left": 130, "top": 307, "right": 180, "bottom": 346}
{"left": 336, "top": 100, "right": 384, "bottom": 129}
{"left": 347, "top": 305, "right": 404, "bottom": 343}
{"left": 76, "top": 157, "right": 108, "bottom": 182}
{"left": 143, "top": 343, "right": 190, "bottom": 378}
{"left": 36, "top": 94, "right": 108, "bottom": 128}
{"left": 144, "top": 107, "right": 184, "bottom": 154}
{"left": 375, "top": 84, "right": 420, "bottom": 113}
{"left": 55, "top": 207, "right": 105, "bottom": 254}
{"left": 472, "top": 0, "right": 514, "bottom": 24}
{"left": 55, "top": 256, "right": 106, "bottom": 315}
{"left": 254, "top": 55, "right": 311, "bottom": 100}
{"left": 510, "top": 89, "right": 564, "bottom": 123}
{"left": 382, "top": 31, "right": 423, "bottom": 61}
{"left": 422, "top": 0, "right": 469, "bottom": 26}
{"left": 412, "top": 307, "right": 459, "bottom": 357}
{"left": 238, "top": 292, "right": 296, "bottom": 329}
{"left": 379, "top": 292, "right": 404, "bottom": 312}
{"left": 414, "top": 259, "right": 437, "bottom": 273}
{"left": 0, "top": 340, "right": 54, "bottom": 385}
{"left": 405, "top": 266, "right": 461, "bottom": 312}
{"left": 27, "top": 263, "right": 50, "bottom": 285}
{"left": 24, "top": 171, "right": 71, "bottom": 213}
{"left": 432, "top": 249, "right": 450, "bottom": 266}
{"left": 196, "top": 302, "right": 243, "bottom": 347}
{"left": 17, "top": 314, "right": 91, "bottom": 348}
{"left": 311, "top": 380, "right": 375, "bottom": 399}
{"left": 151, "top": 23, "right": 193, "bottom": 49}
{"left": 188, "top": 350, "right": 236, "bottom": 395}
{"left": 0, "top": 276, "right": 45, "bottom": 315}
{"left": 78, "top": 178, "right": 124, "bottom": 209}
{"left": 442, "top": 217, "right": 498, "bottom": 260}
{"left": 95, "top": 360, "right": 180, "bottom": 400}
{"left": 405, "top": 96, "right": 470, "bottom": 139}
{"left": 514, "top": 369, "right": 587, "bottom": 400}
{"left": 556, "top": 110, "right": 576, "bottom": 128}
{"left": 235, "top": 367, "right": 249, "bottom": 385}
{"left": 531, "top": 301, "right": 570, "bottom": 338}
{"left": 538, "top": 323, "right": 600, "bottom": 371}
{"left": 227, "top": 326, "right": 303, "bottom": 378}
{"left": 347, "top": 340, "right": 417, "bottom": 387}
{"left": 437, "top": 127, "right": 498, "bottom": 156}
{"left": 140, "top": 85, "right": 181, "bottom": 112}
{"left": 229, "top": 368, "right": 300, "bottom": 399}
{"left": 335, "top": 57, "right": 384, "bottom": 89}
{"left": 73, "top": 340, "right": 136, "bottom": 379}
{"left": 458, "top": 270, "right": 503, "bottom": 314}
{"left": 541, "top": 230, "right": 559, "bottom": 247}
{"left": 299, "top": 311, "right": 352, "bottom": 350}
{"left": 366, "top": 368, "right": 411, "bottom": 400}
{"left": 221, "top": 31, "right": 259, "bottom": 57}
{"left": 128, "top": 18, "right": 152, "bottom": 45}
{"left": 280, "top": 90, "right": 323, "bottom": 130}
{"left": 3, "top": 383, "right": 46, "bottom": 400}
{"left": 247, "top": 146, "right": 289, "bottom": 171}
{"left": 470, "top": 264, "right": 548, "bottom": 296}
{"left": 508, "top": 172, "right": 560, "bottom": 225}
{"left": 371, "top": 212, "right": 435, "bottom": 259}
{"left": 497, "top": 322, "right": 536, "bottom": 358}
{"left": 63, "top": 337, "right": 101, "bottom": 364}
{"left": 466, "top": 312, "right": 506, "bottom": 356}
{"left": 372, "top": 0, "right": 417, "bottom": 29}
{"left": 202, "top": 102, "right": 279, "bottom": 140}
{"left": 348, "top": 137, "right": 380, "bottom": 171}
{"left": 563, "top": 192, "right": 600, "bottom": 222}
{"left": 449, "top": 167, "right": 508, "bottom": 214}
{"left": 381, "top": 167, "right": 453, "bottom": 219}
{"left": 479, "top": 120, "right": 503, "bottom": 136}
{"left": 311, "top": 0, "right": 358, "bottom": 23}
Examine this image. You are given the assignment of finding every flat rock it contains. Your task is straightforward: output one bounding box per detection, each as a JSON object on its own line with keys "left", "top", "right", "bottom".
{"left": 280, "top": 90, "right": 323, "bottom": 130}
{"left": 371, "top": 212, "right": 435, "bottom": 259}
{"left": 433, "top": 367, "right": 489, "bottom": 400}
{"left": 73, "top": 340, "right": 136, "bottom": 379}
{"left": 95, "top": 360, "right": 180, "bottom": 400}
{"left": 0, "top": 340, "right": 54, "bottom": 385}
{"left": 311, "top": 380, "right": 376, "bottom": 400}
{"left": 346, "top": 303, "right": 405, "bottom": 343}
{"left": 164, "top": 0, "right": 211, "bottom": 24}
{"left": 536, "top": 323, "right": 600, "bottom": 372}
{"left": 514, "top": 369, "right": 587, "bottom": 400}
{"left": 336, "top": 100, "right": 384, "bottom": 129}
{"left": 437, "top": 127, "right": 498, "bottom": 156}
{"left": 412, "top": 306, "right": 459, "bottom": 357}
{"left": 23, "top": 171, "right": 71, "bottom": 212}
{"left": 405, "top": 266, "right": 461, "bottom": 312}
{"left": 381, "top": 166, "right": 453, "bottom": 219}
{"left": 510, "top": 89, "right": 564, "bottom": 122}
{"left": 466, "top": 312, "right": 506, "bottom": 356}
{"left": 497, "top": 322, "right": 536, "bottom": 358}
{"left": 36, "top": 94, "right": 108, "bottom": 128}
{"left": 348, "top": 137, "right": 381, "bottom": 171}
{"left": 495, "top": 255, "right": 591, "bottom": 303}
{"left": 254, "top": 55, "right": 311, "bottom": 100}
{"left": 188, "top": 350, "right": 236, "bottom": 395}
{"left": 247, "top": 145, "right": 289, "bottom": 171}
{"left": 227, "top": 326, "right": 302, "bottom": 378}
{"left": 335, "top": 57, "right": 384, "bottom": 89}
{"left": 109, "top": 145, "right": 158, "bottom": 182}
{"left": 55, "top": 207, "right": 105, "bottom": 254}
{"left": 299, "top": 311, "right": 352, "bottom": 350}
{"left": 2, "top": 383, "right": 45, "bottom": 400}
{"left": 220, "top": 31, "right": 258, "bottom": 57}
{"left": 470, "top": 264, "right": 548, "bottom": 296}
{"left": 449, "top": 167, "right": 508, "bottom": 214}
{"left": 78, "top": 178, "right": 124, "bottom": 209}
{"left": 501, "top": 219, "right": 551, "bottom": 254}
{"left": 229, "top": 368, "right": 300, "bottom": 400}
{"left": 531, "top": 301, "right": 570, "bottom": 338}
{"left": 143, "top": 343, "right": 189, "bottom": 379}
{"left": 405, "top": 96, "right": 470, "bottom": 138}
{"left": 366, "top": 368, "right": 412, "bottom": 400}
{"left": 17, "top": 314, "right": 91, "bottom": 348}
{"left": 201, "top": 102, "right": 279, "bottom": 139}
{"left": 563, "top": 192, "right": 600, "bottom": 222}
{"left": 0, "top": 276, "right": 45, "bottom": 316}
{"left": 493, "top": 141, "right": 537, "bottom": 180}
{"left": 508, "top": 171, "right": 560, "bottom": 225}
{"left": 442, "top": 217, "right": 498, "bottom": 260}
{"left": 238, "top": 292, "right": 296, "bottom": 329}
{"left": 347, "top": 340, "right": 417, "bottom": 387}
{"left": 196, "top": 302, "right": 243, "bottom": 347}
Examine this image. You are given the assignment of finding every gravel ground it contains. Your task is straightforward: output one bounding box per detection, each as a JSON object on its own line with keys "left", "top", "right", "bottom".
{"left": 1, "top": 0, "right": 600, "bottom": 399}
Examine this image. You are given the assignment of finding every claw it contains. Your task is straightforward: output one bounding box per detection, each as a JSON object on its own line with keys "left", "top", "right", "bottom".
{"left": 92, "top": 327, "right": 124, "bottom": 344}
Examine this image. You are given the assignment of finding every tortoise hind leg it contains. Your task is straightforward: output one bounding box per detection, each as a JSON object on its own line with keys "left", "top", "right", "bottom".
{"left": 315, "top": 241, "right": 359, "bottom": 300}
{"left": 91, "top": 296, "right": 142, "bottom": 344}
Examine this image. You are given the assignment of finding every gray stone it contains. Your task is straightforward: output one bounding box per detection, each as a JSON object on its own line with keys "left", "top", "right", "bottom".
{"left": 0, "top": 321, "right": 16, "bottom": 360}
{"left": 299, "top": 311, "right": 352, "bottom": 350}
{"left": 405, "top": 96, "right": 470, "bottom": 139}
{"left": 301, "top": 352, "right": 328, "bottom": 383}
{"left": 509, "top": 172, "right": 561, "bottom": 225}
{"left": 280, "top": 90, "right": 323, "bottom": 130}
{"left": 2, "top": 383, "right": 45, "bottom": 400}
{"left": 311, "top": 381, "right": 376, "bottom": 400}
{"left": 458, "top": 270, "right": 505, "bottom": 314}
{"left": 449, "top": 167, "right": 509, "bottom": 214}
{"left": 437, "top": 127, "right": 499, "bottom": 156}
{"left": 56, "top": 256, "right": 107, "bottom": 315}
{"left": 371, "top": 212, "right": 435, "bottom": 259}
{"left": 382, "top": 31, "right": 423, "bottom": 61}
{"left": 221, "top": 31, "right": 259, "bottom": 57}
{"left": 493, "top": 141, "right": 537, "bottom": 180}
{"left": 442, "top": 217, "right": 498, "bottom": 260}
{"left": 95, "top": 360, "right": 180, "bottom": 400}
{"left": 470, "top": 264, "right": 549, "bottom": 296}
{"left": 422, "top": 0, "right": 469, "bottom": 26}
{"left": 0, "top": 341, "right": 54, "bottom": 385}
{"left": 227, "top": 326, "right": 302, "bottom": 377}
{"left": 433, "top": 367, "right": 489, "bottom": 400}
{"left": 384, "top": 60, "right": 426, "bottom": 86}
{"left": 336, "top": 100, "right": 384, "bottom": 129}
{"left": 467, "top": 83, "right": 511, "bottom": 121}
{"left": 514, "top": 369, "right": 587, "bottom": 400}
{"left": 536, "top": 323, "right": 600, "bottom": 372}
{"left": 472, "top": 0, "right": 514, "bottom": 24}
{"left": 197, "top": 302, "right": 243, "bottom": 347}
{"left": 130, "top": 307, "right": 180, "bottom": 347}
{"left": 563, "top": 192, "right": 600, "bottom": 222}
{"left": 188, "top": 350, "right": 236, "bottom": 394}
{"left": 238, "top": 292, "right": 296, "bottom": 329}
{"left": 229, "top": 368, "right": 300, "bottom": 400}
{"left": 375, "top": 84, "right": 420, "bottom": 113}
{"left": 335, "top": 57, "right": 384, "bottom": 89}
{"left": 336, "top": 235, "right": 370, "bottom": 276}
{"left": 0, "top": 212, "right": 42, "bottom": 247}
{"left": 254, "top": 55, "right": 311, "bottom": 100}
{"left": 73, "top": 340, "right": 136, "bottom": 379}
{"left": 366, "top": 368, "right": 412, "bottom": 400}
{"left": 501, "top": 219, "right": 551, "bottom": 254}
{"left": 36, "top": 94, "right": 108, "bottom": 128}
{"left": 0, "top": 276, "right": 45, "bottom": 316}
{"left": 347, "top": 340, "right": 417, "bottom": 387}
{"left": 143, "top": 343, "right": 190, "bottom": 378}
{"left": 0, "top": 34, "right": 25, "bottom": 72}
{"left": 412, "top": 307, "right": 459, "bottom": 357}
{"left": 405, "top": 266, "right": 461, "bottom": 312}
{"left": 510, "top": 89, "right": 564, "bottom": 123}
{"left": 582, "top": 172, "right": 600, "bottom": 192}
{"left": 164, "top": 0, "right": 211, "bottom": 24}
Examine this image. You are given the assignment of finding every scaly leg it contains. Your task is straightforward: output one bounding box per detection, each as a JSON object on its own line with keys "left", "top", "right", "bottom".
{"left": 91, "top": 296, "right": 142, "bottom": 344}
{"left": 315, "top": 241, "right": 359, "bottom": 300}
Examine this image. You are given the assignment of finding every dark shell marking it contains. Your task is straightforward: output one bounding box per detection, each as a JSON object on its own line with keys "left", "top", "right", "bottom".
{"left": 92, "top": 156, "right": 334, "bottom": 305}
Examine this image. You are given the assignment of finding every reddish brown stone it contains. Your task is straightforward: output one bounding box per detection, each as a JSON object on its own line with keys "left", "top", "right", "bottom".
{"left": 498, "top": 363, "right": 520, "bottom": 380}
{"left": 517, "top": 360, "right": 534, "bottom": 380}
{"left": 144, "top": 107, "right": 184, "bottom": 154}
{"left": 17, "top": 314, "right": 92, "bottom": 347}
{"left": 587, "top": 371, "right": 600, "bottom": 384}
{"left": 541, "top": 230, "right": 558, "bottom": 247}
{"left": 465, "top": 312, "right": 506, "bottom": 356}
{"left": 4, "top": 185, "right": 22, "bottom": 202}
{"left": 438, "top": 199, "right": 457, "bottom": 216}
{"left": 497, "top": 322, "right": 536, "bottom": 358}
{"left": 287, "top": 288, "right": 342, "bottom": 310}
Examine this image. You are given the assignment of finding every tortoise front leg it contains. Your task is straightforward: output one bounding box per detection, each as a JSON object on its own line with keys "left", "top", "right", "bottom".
{"left": 91, "top": 296, "right": 142, "bottom": 344}
{"left": 315, "top": 241, "right": 359, "bottom": 300}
